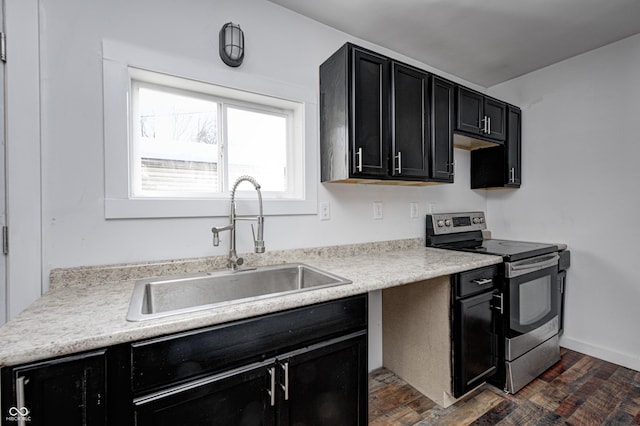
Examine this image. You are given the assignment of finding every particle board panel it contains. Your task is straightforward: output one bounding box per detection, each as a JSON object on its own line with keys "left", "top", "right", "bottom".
{"left": 382, "top": 275, "right": 456, "bottom": 407}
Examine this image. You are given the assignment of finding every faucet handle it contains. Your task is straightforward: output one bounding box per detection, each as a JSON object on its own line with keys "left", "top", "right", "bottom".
{"left": 211, "top": 227, "right": 220, "bottom": 246}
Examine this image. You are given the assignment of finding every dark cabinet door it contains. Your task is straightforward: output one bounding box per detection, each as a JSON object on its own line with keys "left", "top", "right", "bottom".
{"left": 1, "top": 350, "right": 106, "bottom": 426}
{"left": 350, "top": 48, "right": 390, "bottom": 178}
{"left": 456, "top": 87, "right": 506, "bottom": 143}
{"left": 456, "top": 87, "right": 484, "bottom": 136}
{"left": 505, "top": 105, "right": 521, "bottom": 187}
{"left": 484, "top": 98, "right": 506, "bottom": 142}
{"left": 134, "top": 362, "right": 275, "bottom": 426}
{"left": 430, "top": 76, "right": 454, "bottom": 182}
{"left": 277, "top": 333, "right": 367, "bottom": 426}
{"left": 391, "top": 63, "right": 429, "bottom": 179}
{"left": 453, "top": 291, "right": 498, "bottom": 397}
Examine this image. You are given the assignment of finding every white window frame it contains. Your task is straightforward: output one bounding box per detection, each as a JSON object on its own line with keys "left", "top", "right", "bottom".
{"left": 102, "top": 40, "right": 318, "bottom": 219}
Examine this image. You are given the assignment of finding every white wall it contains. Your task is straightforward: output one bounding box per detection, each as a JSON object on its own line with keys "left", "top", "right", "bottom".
{"left": 7, "top": 0, "right": 487, "bottom": 369}
{"left": 487, "top": 33, "right": 640, "bottom": 371}
{"left": 35, "top": 0, "right": 485, "bottom": 280}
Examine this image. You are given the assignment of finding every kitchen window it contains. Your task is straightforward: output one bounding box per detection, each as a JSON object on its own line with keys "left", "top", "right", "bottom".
{"left": 102, "top": 40, "right": 317, "bottom": 218}
{"left": 130, "top": 71, "right": 300, "bottom": 199}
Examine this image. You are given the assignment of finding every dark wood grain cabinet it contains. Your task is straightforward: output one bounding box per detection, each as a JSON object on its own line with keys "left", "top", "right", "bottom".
{"left": 456, "top": 87, "right": 506, "bottom": 143}
{"left": 430, "top": 76, "right": 455, "bottom": 182}
{"left": 133, "top": 295, "right": 368, "bottom": 426}
{"left": 350, "top": 47, "right": 390, "bottom": 179}
{"left": 1, "top": 296, "right": 368, "bottom": 426}
{"left": 1, "top": 350, "right": 107, "bottom": 426}
{"left": 470, "top": 105, "right": 522, "bottom": 188}
{"left": 391, "top": 63, "right": 429, "bottom": 179}
{"left": 452, "top": 266, "right": 499, "bottom": 397}
{"left": 320, "top": 43, "right": 453, "bottom": 184}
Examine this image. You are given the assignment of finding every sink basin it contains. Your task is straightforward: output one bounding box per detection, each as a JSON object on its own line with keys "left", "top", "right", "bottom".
{"left": 126, "top": 263, "right": 352, "bottom": 321}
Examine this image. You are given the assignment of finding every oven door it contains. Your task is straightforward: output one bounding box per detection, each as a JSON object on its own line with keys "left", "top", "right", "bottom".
{"left": 506, "top": 253, "right": 559, "bottom": 338}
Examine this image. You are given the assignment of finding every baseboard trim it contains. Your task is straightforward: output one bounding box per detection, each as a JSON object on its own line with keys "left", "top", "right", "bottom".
{"left": 560, "top": 335, "right": 640, "bottom": 372}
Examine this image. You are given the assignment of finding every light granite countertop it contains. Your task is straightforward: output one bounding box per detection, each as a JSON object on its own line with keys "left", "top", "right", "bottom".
{"left": 0, "top": 239, "right": 502, "bottom": 368}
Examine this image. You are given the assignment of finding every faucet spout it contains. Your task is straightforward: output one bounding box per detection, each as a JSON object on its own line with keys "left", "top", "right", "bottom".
{"left": 212, "top": 175, "right": 266, "bottom": 270}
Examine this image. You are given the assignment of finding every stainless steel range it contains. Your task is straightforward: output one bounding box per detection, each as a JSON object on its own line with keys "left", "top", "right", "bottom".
{"left": 426, "top": 212, "right": 563, "bottom": 394}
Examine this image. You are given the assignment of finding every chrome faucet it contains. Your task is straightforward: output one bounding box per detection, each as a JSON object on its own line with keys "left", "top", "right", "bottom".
{"left": 211, "top": 175, "right": 265, "bottom": 270}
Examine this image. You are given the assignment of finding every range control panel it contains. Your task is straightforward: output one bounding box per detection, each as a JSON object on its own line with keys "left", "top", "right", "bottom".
{"left": 426, "top": 212, "right": 486, "bottom": 235}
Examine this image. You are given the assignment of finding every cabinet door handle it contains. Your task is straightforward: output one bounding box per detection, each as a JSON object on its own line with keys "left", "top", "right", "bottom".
{"left": 449, "top": 161, "right": 455, "bottom": 176}
{"left": 480, "top": 116, "right": 487, "bottom": 133}
{"left": 356, "top": 147, "right": 363, "bottom": 172}
{"left": 487, "top": 116, "right": 491, "bottom": 135}
{"left": 279, "top": 362, "right": 289, "bottom": 401}
{"left": 267, "top": 367, "right": 276, "bottom": 407}
{"left": 471, "top": 278, "right": 492, "bottom": 286}
{"left": 509, "top": 167, "right": 515, "bottom": 183}
{"left": 15, "top": 376, "right": 27, "bottom": 426}
{"left": 395, "top": 151, "right": 402, "bottom": 174}
{"left": 493, "top": 293, "right": 504, "bottom": 314}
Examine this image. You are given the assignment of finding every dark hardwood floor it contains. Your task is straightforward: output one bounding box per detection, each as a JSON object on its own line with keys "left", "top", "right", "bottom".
{"left": 368, "top": 348, "right": 640, "bottom": 425}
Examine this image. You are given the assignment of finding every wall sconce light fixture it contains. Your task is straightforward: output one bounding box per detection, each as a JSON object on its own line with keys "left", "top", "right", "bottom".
{"left": 219, "top": 22, "right": 244, "bottom": 67}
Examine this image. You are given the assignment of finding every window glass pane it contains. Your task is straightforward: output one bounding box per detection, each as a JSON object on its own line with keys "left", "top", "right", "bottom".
{"left": 137, "top": 86, "right": 219, "bottom": 195}
{"left": 227, "top": 107, "right": 287, "bottom": 192}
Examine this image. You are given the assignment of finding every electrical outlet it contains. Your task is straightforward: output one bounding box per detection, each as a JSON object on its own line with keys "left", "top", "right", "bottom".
{"left": 428, "top": 203, "right": 437, "bottom": 214}
{"left": 373, "top": 201, "right": 383, "bottom": 220}
{"left": 319, "top": 202, "right": 331, "bottom": 221}
{"left": 410, "top": 202, "right": 419, "bottom": 219}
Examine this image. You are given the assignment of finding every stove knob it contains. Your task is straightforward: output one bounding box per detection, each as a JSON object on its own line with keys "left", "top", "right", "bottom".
{"left": 444, "top": 219, "right": 452, "bottom": 227}
{"left": 472, "top": 217, "right": 480, "bottom": 224}
{"left": 437, "top": 220, "right": 445, "bottom": 227}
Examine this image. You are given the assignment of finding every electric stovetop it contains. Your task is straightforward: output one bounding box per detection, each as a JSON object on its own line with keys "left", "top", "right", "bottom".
{"left": 438, "top": 238, "right": 558, "bottom": 262}
{"left": 426, "top": 212, "right": 559, "bottom": 262}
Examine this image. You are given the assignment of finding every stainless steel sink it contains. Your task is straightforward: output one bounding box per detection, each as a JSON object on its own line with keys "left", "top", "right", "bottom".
{"left": 126, "top": 263, "right": 352, "bottom": 321}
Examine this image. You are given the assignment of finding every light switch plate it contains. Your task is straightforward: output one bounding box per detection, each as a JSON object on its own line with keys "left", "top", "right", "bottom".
{"left": 319, "top": 202, "right": 331, "bottom": 221}
{"left": 410, "top": 202, "right": 419, "bottom": 219}
{"left": 373, "top": 201, "right": 383, "bottom": 220}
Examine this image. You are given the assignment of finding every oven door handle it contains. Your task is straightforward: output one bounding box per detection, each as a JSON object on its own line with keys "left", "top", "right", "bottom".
{"left": 506, "top": 253, "right": 559, "bottom": 278}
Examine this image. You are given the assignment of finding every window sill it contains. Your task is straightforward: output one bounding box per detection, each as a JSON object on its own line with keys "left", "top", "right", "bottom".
{"left": 105, "top": 197, "right": 317, "bottom": 219}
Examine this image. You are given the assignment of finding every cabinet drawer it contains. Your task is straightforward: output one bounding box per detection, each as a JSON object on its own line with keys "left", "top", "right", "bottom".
{"left": 455, "top": 265, "right": 498, "bottom": 298}
{"left": 131, "top": 295, "right": 367, "bottom": 394}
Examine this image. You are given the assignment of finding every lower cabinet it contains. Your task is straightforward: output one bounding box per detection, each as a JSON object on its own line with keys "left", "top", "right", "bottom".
{"left": 1, "top": 295, "right": 368, "bottom": 426}
{"left": 452, "top": 266, "right": 499, "bottom": 397}
{"left": 1, "top": 350, "right": 107, "bottom": 426}
{"left": 134, "top": 362, "right": 276, "bottom": 425}
{"left": 134, "top": 332, "right": 367, "bottom": 426}
{"left": 277, "top": 334, "right": 367, "bottom": 426}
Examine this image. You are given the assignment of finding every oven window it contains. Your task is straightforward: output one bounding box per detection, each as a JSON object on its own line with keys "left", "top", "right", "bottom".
{"left": 519, "top": 276, "right": 551, "bottom": 325}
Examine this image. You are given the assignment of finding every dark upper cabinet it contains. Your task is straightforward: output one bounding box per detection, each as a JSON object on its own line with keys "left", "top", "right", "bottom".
{"left": 320, "top": 43, "right": 453, "bottom": 184}
{"left": 470, "top": 105, "right": 522, "bottom": 189}
{"left": 351, "top": 48, "right": 390, "bottom": 178}
{"left": 430, "top": 76, "right": 455, "bottom": 182}
{"left": 505, "top": 105, "right": 522, "bottom": 187}
{"left": 456, "top": 87, "right": 506, "bottom": 143}
{"left": 320, "top": 44, "right": 389, "bottom": 181}
{"left": 1, "top": 350, "right": 106, "bottom": 426}
{"left": 391, "top": 63, "right": 429, "bottom": 179}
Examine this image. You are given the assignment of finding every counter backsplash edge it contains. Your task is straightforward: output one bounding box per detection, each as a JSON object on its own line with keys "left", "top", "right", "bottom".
{"left": 48, "top": 238, "right": 425, "bottom": 290}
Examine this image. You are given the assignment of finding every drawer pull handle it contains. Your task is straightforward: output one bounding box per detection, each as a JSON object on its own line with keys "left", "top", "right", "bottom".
{"left": 472, "top": 278, "right": 493, "bottom": 286}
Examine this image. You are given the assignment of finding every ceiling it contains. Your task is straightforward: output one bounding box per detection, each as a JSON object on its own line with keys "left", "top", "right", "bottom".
{"left": 267, "top": 0, "right": 640, "bottom": 87}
